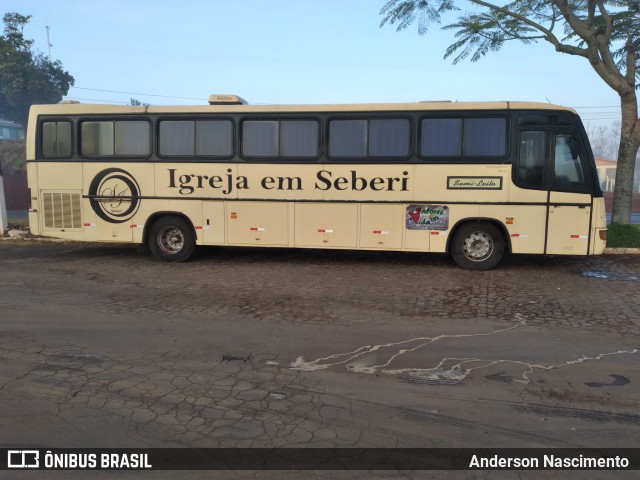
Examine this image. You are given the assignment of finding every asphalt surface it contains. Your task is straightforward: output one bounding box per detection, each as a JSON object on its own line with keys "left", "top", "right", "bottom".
{"left": 0, "top": 240, "right": 638, "bottom": 479}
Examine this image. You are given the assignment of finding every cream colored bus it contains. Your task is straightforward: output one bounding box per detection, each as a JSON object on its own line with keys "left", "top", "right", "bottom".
{"left": 26, "top": 96, "right": 606, "bottom": 270}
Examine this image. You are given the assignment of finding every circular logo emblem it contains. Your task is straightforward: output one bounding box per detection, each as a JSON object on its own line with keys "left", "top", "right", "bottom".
{"left": 89, "top": 168, "right": 141, "bottom": 223}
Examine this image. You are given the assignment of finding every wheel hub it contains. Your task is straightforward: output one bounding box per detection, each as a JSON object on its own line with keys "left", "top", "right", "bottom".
{"left": 159, "top": 227, "right": 184, "bottom": 254}
{"left": 463, "top": 232, "right": 493, "bottom": 261}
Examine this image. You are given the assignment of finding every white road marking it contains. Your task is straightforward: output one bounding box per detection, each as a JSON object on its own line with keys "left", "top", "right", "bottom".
{"left": 290, "top": 314, "right": 639, "bottom": 384}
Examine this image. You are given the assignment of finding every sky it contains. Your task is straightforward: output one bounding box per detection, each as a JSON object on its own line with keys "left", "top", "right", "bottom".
{"left": 2, "top": 0, "right": 625, "bottom": 130}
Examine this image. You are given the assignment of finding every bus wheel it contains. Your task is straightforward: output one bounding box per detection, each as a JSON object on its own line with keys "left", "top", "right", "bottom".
{"left": 451, "top": 222, "right": 504, "bottom": 270}
{"left": 148, "top": 216, "right": 196, "bottom": 262}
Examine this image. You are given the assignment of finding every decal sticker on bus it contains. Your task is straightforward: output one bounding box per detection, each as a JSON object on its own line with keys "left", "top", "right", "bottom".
{"left": 406, "top": 205, "right": 449, "bottom": 230}
{"left": 88, "top": 168, "right": 141, "bottom": 223}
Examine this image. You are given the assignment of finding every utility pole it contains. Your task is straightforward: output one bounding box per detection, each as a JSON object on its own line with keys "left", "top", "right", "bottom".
{"left": 0, "top": 160, "right": 8, "bottom": 235}
{"left": 45, "top": 24, "right": 53, "bottom": 58}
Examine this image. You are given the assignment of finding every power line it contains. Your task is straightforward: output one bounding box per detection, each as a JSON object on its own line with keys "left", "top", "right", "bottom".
{"left": 70, "top": 87, "right": 630, "bottom": 108}
{"left": 64, "top": 88, "right": 630, "bottom": 122}
{"left": 70, "top": 86, "right": 206, "bottom": 101}
{"left": 571, "top": 105, "right": 620, "bottom": 109}
{"left": 64, "top": 97, "right": 130, "bottom": 105}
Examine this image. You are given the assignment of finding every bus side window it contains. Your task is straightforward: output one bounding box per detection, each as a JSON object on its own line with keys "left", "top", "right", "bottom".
{"left": 82, "top": 122, "right": 114, "bottom": 156}
{"left": 280, "top": 120, "right": 319, "bottom": 158}
{"left": 329, "top": 120, "right": 367, "bottom": 157}
{"left": 420, "top": 119, "right": 461, "bottom": 157}
{"left": 242, "top": 120, "right": 318, "bottom": 158}
{"left": 464, "top": 118, "right": 506, "bottom": 156}
{"left": 515, "top": 131, "right": 546, "bottom": 189}
{"left": 42, "top": 121, "right": 72, "bottom": 157}
{"left": 160, "top": 121, "right": 196, "bottom": 156}
{"left": 115, "top": 121, "right": 150, "bottom": 156}
{"left": 369, "top": 119, "right": 410, "bottom": 157}
{"left": 197, "top": 121, "right": 234, "bottom": 157}
{"left": 81, "top": 121, "right": 150, "bottom": 157}
{"left": 330, "top": 118, "right": 410, "bottom": 159}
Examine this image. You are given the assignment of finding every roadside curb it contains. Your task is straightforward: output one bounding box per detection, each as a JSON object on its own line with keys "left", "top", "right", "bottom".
{"left": 604, "top": 247, "right": 640, "bottom": 254}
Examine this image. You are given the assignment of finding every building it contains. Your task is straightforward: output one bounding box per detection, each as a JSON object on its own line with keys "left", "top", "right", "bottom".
{"left": 0, "top": 119, "right": 25, "bottom": 140}
{"left": 595, "top": 150, "right": 640, "bottom": 194}
{"left": 0, "top": 119, "right": 28, "bottom": 211}
{"left": 595, "top": 157, "right": 617, "bottom": 192}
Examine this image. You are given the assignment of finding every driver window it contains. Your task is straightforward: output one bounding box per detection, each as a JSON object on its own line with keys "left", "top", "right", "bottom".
{"left": 515, "top": 131, "right": 546, "bottom": 189}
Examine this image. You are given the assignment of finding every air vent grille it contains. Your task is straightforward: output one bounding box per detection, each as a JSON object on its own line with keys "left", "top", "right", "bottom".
{"left": 43, "top": 192, "right": 82, "bottom": 229}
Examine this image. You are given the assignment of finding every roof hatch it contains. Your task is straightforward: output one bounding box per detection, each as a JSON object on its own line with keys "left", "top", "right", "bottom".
{"left": 208, "top": 94, "right": 247, "bottom": 105}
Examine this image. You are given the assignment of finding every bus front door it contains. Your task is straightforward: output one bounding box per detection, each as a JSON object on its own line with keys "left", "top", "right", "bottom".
{"left": 545, "top": 133, "right": 594, "bottom": 255}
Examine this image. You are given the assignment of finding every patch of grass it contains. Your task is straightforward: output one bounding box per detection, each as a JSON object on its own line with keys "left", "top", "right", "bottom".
{"left": 7, "top": 220, "right": 29, "bottom": 229}
{"left": 0, "top": 238, "right": 33, "bottom": 246}
{"left": 607, "top": 223, "right": 640, "bottom": 248}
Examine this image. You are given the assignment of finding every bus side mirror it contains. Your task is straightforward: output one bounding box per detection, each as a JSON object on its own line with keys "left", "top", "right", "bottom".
{"left": 569, "top": 137, "right": 580, "bottom": 159}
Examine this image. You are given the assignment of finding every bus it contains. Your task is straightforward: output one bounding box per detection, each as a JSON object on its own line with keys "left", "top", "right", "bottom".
{"left": 26, "top": 96, "right": 606, "bottom": 270}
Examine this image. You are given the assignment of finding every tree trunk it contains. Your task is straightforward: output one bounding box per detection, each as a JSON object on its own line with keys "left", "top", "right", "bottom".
{"left": 611, "top": 140, "right": 639, "bottom": 224}
{"left": 610, "top": 94, "right": 640, "bottom": 225}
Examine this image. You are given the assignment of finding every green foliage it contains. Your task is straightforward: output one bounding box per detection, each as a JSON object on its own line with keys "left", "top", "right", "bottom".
{"left": 380, "top": 0, "right": 640, "bottom": 86}
{"left": 380, "top": 0, "right": 458, "bottom": 34}
{"left": 607, "top": 223, "right": 640, "bottom": 248}
{"left": 0, "top": 139, "right": 25, "bottom": 174}
{"left": 380, "top": 0, "right": 640, "bottom": 225}
{"left": 130, "top": 98, "right": 150, "bottom": 106}
{"left": 0, "top": 12, "right": 75, "bottom": 126}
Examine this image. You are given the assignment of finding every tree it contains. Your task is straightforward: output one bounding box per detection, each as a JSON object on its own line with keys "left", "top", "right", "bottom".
{"left": 587, "top": 121, "right": 620, "bottom": 160}
{"left": 0, "top": 139, "right": 25, "bottom": 174}
{"left": 380, "top": 0, "right": 640, "bottom": 225}
{"left": 130, "top": 98, "right": 150, "bottom": 107}
{"left": 0, "top": 13, "right": 74, "bottom": 127}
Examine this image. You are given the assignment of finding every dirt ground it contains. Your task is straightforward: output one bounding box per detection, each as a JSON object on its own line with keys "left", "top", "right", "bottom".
{"left": 0, "top": 241, "right": 639, "bottom": 479}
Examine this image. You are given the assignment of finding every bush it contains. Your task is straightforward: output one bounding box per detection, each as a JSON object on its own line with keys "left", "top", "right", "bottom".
{"left": 0, "top": 140, "right": 26, "bottom": 174}
{"left": 607, "top": 224, "right": 640, "bottom": 248}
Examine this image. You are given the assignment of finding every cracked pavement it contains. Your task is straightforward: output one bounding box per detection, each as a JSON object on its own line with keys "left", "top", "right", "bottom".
{"left": 0, "top": 242, "right": 639, "bottom": 479}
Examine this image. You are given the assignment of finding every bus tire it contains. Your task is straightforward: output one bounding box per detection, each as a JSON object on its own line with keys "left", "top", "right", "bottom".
{"left": 451, "top": 222, "right": 504, "bottom": 270}
{"left": 148, "top": 215, "right": 196, "bottom": 262}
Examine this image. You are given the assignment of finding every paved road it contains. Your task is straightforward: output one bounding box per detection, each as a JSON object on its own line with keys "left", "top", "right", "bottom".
{"left": 0, "top": 241, "right": 639, "bottom": 479}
